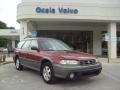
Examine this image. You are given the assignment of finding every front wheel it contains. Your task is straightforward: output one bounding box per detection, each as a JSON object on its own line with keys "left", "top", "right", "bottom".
{"left": 42, "top": 62, "right": 57, "bottom": 84}
{"left": 15, "top": 58, "right": 23, "bottom": 70}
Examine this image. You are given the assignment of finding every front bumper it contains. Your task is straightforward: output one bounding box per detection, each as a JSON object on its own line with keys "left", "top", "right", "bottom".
{"left": 53, "top": 62, "right": 102, "bottom": 79}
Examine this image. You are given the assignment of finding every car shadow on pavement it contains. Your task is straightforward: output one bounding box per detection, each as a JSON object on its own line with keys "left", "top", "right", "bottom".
{"left": 22, "top": 67, "right": 97, "bottom": 86}
{"left": 56, "top": 78, "right": 96, "bottom": 86}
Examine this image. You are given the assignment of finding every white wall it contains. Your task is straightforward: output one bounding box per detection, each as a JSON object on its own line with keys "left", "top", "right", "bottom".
{"left": 20, "top": 21, "right": 28, "bottom": 40}
{"left": 28, "top": 22, "right": 36, "bottom": 32}
{"left": 93, "top": 30, "right": 102, "bottom": 56}
{"left": 22, "top": 0, "right": 120, "bottom": 4}
{"left": 20, "top": 21, "right": 36, "bottom": 40}
{"left": 17, "top": 2, "right": 120, "bottom": 22}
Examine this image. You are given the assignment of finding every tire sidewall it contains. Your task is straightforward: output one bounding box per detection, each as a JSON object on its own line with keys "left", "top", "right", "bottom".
{"left": 42, "top": 62, "right": 55, "bottom": 84}
{"left": 15, "top": 58, "right": 23, "bottom": 70}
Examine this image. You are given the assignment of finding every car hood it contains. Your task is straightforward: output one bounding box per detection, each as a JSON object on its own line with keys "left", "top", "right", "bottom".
{"left": 44, "top": 50, "right": 96, "bottom": 61}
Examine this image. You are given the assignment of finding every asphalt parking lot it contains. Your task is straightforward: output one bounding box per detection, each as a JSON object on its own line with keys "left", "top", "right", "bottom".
{"left": 0, "top": 63, "right": 120, "bottom": 90}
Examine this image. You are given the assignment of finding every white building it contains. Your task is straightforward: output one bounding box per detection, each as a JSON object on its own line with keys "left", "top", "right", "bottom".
{"left": 0, "top": 29, "right": 19, "bottom": 48}
{"left": 17, "top": 0, "right": 120, "bottom": 60}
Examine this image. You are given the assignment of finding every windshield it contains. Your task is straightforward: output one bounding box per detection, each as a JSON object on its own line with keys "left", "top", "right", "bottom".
{"left": 39, "top": 39, "right": 72, "bottom": 51}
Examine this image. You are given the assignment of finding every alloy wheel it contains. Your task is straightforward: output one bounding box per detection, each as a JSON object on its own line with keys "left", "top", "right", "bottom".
{"left": 16, "top": 59, "right": 20, "bottom": 69}
{"left": 43, "top": 66, "right": 51, "bottom": 81}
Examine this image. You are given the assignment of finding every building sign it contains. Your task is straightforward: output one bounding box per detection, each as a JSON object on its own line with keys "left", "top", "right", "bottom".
{"left": 36, "top": 7, "right": 79, "bottom": 14}
{"left": 10, "top": 30, "right": 18, "bottom": 33}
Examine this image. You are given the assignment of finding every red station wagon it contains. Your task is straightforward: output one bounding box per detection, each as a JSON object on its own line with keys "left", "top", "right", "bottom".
{"left": 13, "top": 38, "right": 102, "bottom": 84}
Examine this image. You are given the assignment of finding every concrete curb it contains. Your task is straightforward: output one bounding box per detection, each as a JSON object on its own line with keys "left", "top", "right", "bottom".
{"left": 98, "top": 58, "right": 120, "bottom": 64}
{"left": 0, "top": 61, "right": 14, "bottom": 66}
{"left": 99, "top": 61, "right": 120, "bottom": 64}
{"left": 100, "top": 61, "right": 120, "bottom": 64}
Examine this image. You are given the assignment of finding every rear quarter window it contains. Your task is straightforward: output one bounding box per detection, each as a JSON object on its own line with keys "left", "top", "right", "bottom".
{"left": 22, "top": 40, "right": 31, "bottom": 50}
{"left": 17, "top": 41, "right": 25, "bottom": 49}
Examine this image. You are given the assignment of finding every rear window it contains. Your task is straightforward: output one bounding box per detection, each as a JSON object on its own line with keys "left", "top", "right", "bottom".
{"left": 17, "top": 41, "right": 25, "bottom": 49}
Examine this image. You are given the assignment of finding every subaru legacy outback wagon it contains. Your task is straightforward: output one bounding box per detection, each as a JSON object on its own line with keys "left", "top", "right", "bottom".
{"left": 13, "top": 38, "right": 102, "bottom": 84}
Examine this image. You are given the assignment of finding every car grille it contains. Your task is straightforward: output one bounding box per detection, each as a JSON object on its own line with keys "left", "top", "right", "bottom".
{"left": 79, "top": 60, "right": 96, "bottom": 66}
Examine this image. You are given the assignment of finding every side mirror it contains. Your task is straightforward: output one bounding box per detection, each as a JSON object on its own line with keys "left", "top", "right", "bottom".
{"left": 31, "top": 46, "right": 39, "bottom": 52}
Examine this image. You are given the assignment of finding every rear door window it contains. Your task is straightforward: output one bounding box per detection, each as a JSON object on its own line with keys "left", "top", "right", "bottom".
{"left": 29, "top": 40, "right": 38, "bottom": 50}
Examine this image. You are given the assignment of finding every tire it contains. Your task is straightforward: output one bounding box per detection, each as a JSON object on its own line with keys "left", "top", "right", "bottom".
{"left": 42, "top": 62, "right": 57, "bottom": 84}
{"left": 15, "top": 58, "right": 23, "bottom": 70}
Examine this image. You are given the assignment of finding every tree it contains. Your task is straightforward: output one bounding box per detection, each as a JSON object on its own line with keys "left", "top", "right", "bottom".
{"left": 0, "top": 21, "right": 15, "bottom": 29}
{"left": 0, "top": 21, "right": 7, "bottom": 29}
{"left": 0, "top": 37, "right": 11, "bottom": 47}
{"left": 8, "top": 27, "right": 15, "bottom": 29}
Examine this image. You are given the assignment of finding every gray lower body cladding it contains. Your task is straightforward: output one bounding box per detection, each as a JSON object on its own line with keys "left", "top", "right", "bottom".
{"left": 53, "top": 62, "right": 102, "bottom": 79}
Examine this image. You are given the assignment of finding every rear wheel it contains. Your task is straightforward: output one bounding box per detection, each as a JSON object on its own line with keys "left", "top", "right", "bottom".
{"left": 15, "top": 58, "right": 23, "bottom": 70}
{"left": 42, "top": 62, "right": 57, "bottom": 84}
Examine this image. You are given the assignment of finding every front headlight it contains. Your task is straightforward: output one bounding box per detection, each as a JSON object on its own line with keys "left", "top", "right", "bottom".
{"left": 59, "top": 60, "right": 79, "bottom": 65}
